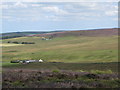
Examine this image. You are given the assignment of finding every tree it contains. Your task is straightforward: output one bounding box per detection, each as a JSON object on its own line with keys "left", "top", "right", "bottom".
{"left": 7, "top": 41, "right": 11, "bottom": 43}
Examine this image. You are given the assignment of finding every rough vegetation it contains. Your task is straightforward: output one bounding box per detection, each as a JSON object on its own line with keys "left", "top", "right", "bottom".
{"left": 3, "top": 62, "right": 119, "bottom": 73}
{"left": 2, "top": 69, "right": 120, "bottom": 88}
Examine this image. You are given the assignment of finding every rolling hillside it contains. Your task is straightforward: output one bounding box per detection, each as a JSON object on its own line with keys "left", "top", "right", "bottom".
{"left": 2, "top": 28, "right": 118, "bottom": 64}
{"left": 1, "top": 28, "right": 119, "bottom": 74}
{"left": 31, "top": 28, "right": 118, "bottom": 37}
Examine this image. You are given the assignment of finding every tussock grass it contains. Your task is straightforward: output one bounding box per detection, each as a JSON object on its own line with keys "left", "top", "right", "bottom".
{"left": 90, "top": 70, "right": 113, "bottom": 74}
{"left": 2, "top": 69, "right": 120, "bottom": 88}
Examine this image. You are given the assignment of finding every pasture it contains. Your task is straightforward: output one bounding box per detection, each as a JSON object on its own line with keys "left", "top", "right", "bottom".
{"left": 2, "top": 35, "right": 118, "bottom": 63}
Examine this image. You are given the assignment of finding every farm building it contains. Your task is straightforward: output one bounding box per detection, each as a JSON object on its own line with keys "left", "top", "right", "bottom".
{"left": 10, "top": 59, "right": 43, "bottom": 64}
{"left": 39, "top": 59, "right": 43, "bottom": 62}
{"left": 41, "top": 37, "right": 52, "bottom": 40}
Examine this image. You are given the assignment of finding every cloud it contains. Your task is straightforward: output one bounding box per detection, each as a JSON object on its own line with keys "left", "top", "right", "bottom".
{"left": 31, "top": 4, "right": 42, "bottom": 7}
{"left": 104, "top": 4, "right": 118, "bottom": 16}
{"left": 2, "top": 16, "right": 12, "bottom": 19}
{"left": 14, "top": 2, "right": 27, "bottom": 8}
{"left": 0, "top": 4, "right": 9, "bottom": 9}
{"left": 113, "top": 18, "right": 118, "bottom": 21}
{"left": 105, "top": 11, "right": 118, "bottom": 16}
{"left": 2, "top": 2, "right": 118, "bottom": 22}
{"left": 1, "top": 2, "right": 28, "bottom": 9}
{"left": 42, "top": 6, "right": 68, "bottom": 15}
{"left": 76, "top": 2, "right": 97, "bottom": 9}
{"left": 2, "top": 0, "right": 120, "bottom": 2}
{"left": 64, "top": 2, "right": 118, "bottom": 18}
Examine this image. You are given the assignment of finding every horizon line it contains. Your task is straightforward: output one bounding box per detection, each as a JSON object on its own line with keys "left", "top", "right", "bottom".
{"left": 1, "top": 27, "right": 118, "bottom": 34}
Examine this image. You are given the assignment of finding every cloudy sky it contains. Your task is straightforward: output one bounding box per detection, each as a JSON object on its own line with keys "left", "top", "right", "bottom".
{"left": 1, "top": 1, "right": 118, "bottom": 33}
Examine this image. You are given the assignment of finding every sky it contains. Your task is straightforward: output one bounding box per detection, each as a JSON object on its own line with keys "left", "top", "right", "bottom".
{"left": 1, "top": 1, "right": 118, "bottom": 33}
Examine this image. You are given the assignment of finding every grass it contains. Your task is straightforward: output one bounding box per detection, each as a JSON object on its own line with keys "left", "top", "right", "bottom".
{"left": 2, "top": 35, "right": 118, "bottom": 63}
{"left": 90, "top": 70, "right": 113, "bottom": 74}
{"left": 3, "top": 62, "right": 119, "bottom": 73}
{"left": 2, "top": 35, "right": 119, "bottom": 72}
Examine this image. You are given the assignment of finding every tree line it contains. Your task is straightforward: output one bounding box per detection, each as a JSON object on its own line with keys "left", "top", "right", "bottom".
{"left": 1, "top": 36, "right": 24, "bottom": 39}
{"left": 7, "top": 41, "right": 35, "bottom": 44}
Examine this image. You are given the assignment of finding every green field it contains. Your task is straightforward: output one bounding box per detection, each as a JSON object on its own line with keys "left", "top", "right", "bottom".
{"left": 2, "top": 35, "right": 118, "bottom": 72}
{"left": 2, "top": 35, "right": 118, "bottom": 63}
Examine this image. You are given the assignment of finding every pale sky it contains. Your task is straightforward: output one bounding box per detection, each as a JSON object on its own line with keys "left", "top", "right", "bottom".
{"left": 1, "top": 1, "right": 118, "bottom": 33}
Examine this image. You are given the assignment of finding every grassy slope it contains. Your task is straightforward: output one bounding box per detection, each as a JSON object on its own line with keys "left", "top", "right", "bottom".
{"left": 2, "top": 35, "right": 118, "bottom": 63}
{"left": 2, "top": 35, "right": 118, "bottom": 72}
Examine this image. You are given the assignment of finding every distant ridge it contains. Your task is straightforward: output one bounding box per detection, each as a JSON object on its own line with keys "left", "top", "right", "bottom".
{"left": 31, "top": 28, "right": 118, "bottom": 37}
{"left": 0, "top": 31, "right": 64, "bottom": 39}
{"left": 1, "top": 28, "right": 118, "bottom": 39}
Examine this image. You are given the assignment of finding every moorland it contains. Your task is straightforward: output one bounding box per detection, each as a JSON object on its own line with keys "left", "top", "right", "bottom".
{"left": 2, "top": 28, "right": 119, "bottom": 88}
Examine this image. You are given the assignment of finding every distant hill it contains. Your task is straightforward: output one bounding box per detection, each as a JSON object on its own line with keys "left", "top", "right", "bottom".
{"left": 1, "top": 28, "right": 118, "bottom": 39}
{"left": 31, "top": 28, "right": 118, "bottom": 38}
{"left": 0, "top": 31, "right": 64, "bottom": 39}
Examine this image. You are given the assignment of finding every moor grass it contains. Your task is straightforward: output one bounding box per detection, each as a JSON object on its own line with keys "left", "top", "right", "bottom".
{"left": 2, "top": 35, "right": 119, "bottom": 88}
{"left": 2, "top": 69, "right": 120, "bottom": 88}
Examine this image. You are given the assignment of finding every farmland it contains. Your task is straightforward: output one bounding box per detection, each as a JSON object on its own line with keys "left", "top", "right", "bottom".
{"left": 2, "top": 28, "right": 119, "bottom": 88}
{"left": 2, "top": 35, "right": 118, "bottom": 63}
